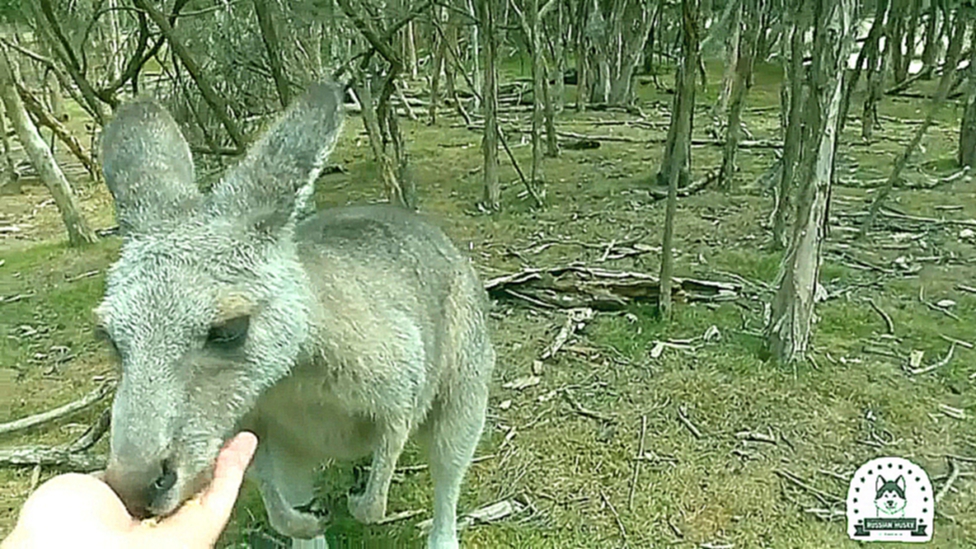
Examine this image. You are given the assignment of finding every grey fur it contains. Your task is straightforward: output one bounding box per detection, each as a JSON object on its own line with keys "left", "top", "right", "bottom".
{"left": 96, "top": 81, "right": 495, "bottom": 549}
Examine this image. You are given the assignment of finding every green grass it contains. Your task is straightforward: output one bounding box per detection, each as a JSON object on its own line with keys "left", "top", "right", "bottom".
{"left": 1, "top": 55, "right": 975, "bottom": 548}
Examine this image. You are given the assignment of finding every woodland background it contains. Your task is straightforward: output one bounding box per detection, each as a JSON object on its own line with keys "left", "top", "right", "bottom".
{"left": 0, "top": 0, "right": 974, "bottom": 546}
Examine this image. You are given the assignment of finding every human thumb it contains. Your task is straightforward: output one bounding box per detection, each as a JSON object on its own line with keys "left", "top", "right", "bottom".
{"left": 141, "top": 431, "right": 258, "bottom": 548}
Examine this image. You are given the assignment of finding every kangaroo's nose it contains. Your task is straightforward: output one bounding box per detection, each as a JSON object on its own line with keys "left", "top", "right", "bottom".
{"left": 104, "top": 459, "right": 177, "bottom": 519}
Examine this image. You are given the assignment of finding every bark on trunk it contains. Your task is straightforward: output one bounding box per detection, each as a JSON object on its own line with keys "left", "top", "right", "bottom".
{"left": 890, "top": 0, "right": 909, "bottom": 85}
{"left": 716, "top": 0, "right": 742, "bottom": 115}
{"left": 718, "top": 0, "right": 759, "bottom": 189}
{"left": 18, "top": 84, "right": 98, "bottom": 181}
{"left": 771, "top": 6, "right": 805, "bottom": 251}
{"left": 0, "top": 49, "right": 96, "bottom": 246}
{"left": 481, "top": 0, "right": 501, "bottom": 210}
{"left": 860, "top": 7, "right": 968, "bottom": 236}
{"left": 765, "top": 0, "right": 853, "bottom": 364}
{"left": 133, "top": 0, "right": 245, "bottom": 150}
{"left": 429, "top": 7, "right": 447, "bottom": 124}
{"left": 920, "top": 0, "right": 941, "bottom": 78}
{"left": 530, "top": 0, "right": 545, "bottom": 197}
{"left": 659, "top": 0, "right": 699, "bottom": 321}
{"left": 253, "top": 0, "right": 291, "bottom": 108}
{"left": 960, "top": 87, "right": 976, "bottom": 167}
{"left": 0, "top": 99, "right": 17, "bottom": 191}
{"left": 839, "top": 0, "right": 888, "bottom": 133}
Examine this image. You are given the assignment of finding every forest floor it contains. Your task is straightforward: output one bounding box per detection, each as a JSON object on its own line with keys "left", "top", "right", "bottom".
{"left": 1, "top": 60, "right": 975, "bottom": 548}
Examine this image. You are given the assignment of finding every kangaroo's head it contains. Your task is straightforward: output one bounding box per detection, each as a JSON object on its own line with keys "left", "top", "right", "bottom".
{"left": 95, "top": 83, "right": 343, "bottom": 518}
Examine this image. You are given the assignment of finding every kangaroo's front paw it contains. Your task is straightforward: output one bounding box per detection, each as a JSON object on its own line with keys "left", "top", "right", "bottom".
{"left": 347, "top": 491, "right": 386, "bottom": 524}
{"left": 270, "top": 504, "right": 330, "bottom": 540}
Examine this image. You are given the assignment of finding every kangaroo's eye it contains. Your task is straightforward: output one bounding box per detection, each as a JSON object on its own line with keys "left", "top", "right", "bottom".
{"left": 207, "top": 315, "right": 250, "bottom": 349}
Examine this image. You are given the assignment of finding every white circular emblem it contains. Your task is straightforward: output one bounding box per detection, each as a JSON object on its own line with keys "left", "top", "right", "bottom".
{"left": 847, "top": 456, "right": 934, "bottom": 542}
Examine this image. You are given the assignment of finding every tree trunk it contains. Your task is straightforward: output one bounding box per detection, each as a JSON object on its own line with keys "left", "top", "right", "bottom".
{"left": 406, "top": 21, "right": 419, "bottom": 80}
{"left": 862, "top": 17, "right": 890, "bottom": 140}
{"left": 718, "top": 0, "right": 759, "bottom": 189}
{"left": 839, "top": 0, "right": 889, "bottom": 133}
{"left": 253, "top": 0, "right": 291, "bottom": 108}
{"left": 716, "top": 0, "right": 742, "bottom": 115}
{"left": 771, "top": 6, "right": 805, "bottom": 251}
{"left": 890, "top": 0, "right": 909, "bottom": 85}
{"left": 860, "top": 7, "right": 968, "bottom": 236}
{"left": 0, "top": 49, "right": 96, "bottom": 246}
{"left": 543, "top": 57, "right": 559, "bottom": 157}
{"left": 481, "top": 0, "right": 500, "bottom": 211}
{"left": 960, "top": 88, "right": 976, "bottom": 167}
{"left": 529, "top": 0, "right": 547, "bottom": 201}
{"left": 133, "top": 0, "right": 245, "bottom": 151}
{"left": 470, "top": 0, "right": 483, "bottom": 110}
{"left": 765, "top": 0, "right": 853, "bottom": 364}
{"left": 575, "top": 0, "right": 590, "bottom": 111}
{"left": 607, "top": 0, "right": 656, "bottom": 105}
{"left": 429, "top": 7, "right": 447, "bottom": 124}
{"left": 659, "top": 0, "right": 699, "bottom": 321}
{"left": 18, "top": 84, "right": 98, "bottom": 181}
{"left": 920, "top": 0, "right": 941, "bottom": 78}
{"left": 589, "top": 1, "right": 611, "bottom": 103}
{"left": 0, "top": 99, "right": 17, "bottom": 191}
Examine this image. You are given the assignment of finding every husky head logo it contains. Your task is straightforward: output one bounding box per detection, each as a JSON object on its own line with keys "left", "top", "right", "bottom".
{"left": 847, "top": 457, "right": 934, "bottom": 542}
{"left": 875, "top": 475, "right": 907, "bottom": 517}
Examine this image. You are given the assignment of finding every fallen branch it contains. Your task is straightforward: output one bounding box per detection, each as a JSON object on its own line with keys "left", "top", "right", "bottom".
{"left": 935, "top": 459, "right": 960, "bottom": 503}
{"left": 540, "top": 308, "right": 593, "bottom": 361}
{"left": 600, "top": 489, "right": 628, "bottom": 544}
{"left": 484, "top": 264, "right": 740, "bottom": 311}
{"left": 774, "top": 469, "right": 844, "bottom": 505}
{"left": 0, "top": 381, "right": 114, "bottom": 437}
{"left": 647, "top": 169, "right": 720, "bottom": 201}
{"left": 66, "top": 408, "right": 111, "bottom": 453}
{"left": 628, "top": 415, "right": 647, "bottom": 511}
{"left": 0, "top": 446, "right": 105, "bottom": 471}
{"left": 865, "top": 298, "right": 895, "bottom": 335}
{"left": 677, "top": 406, "right": 702, "bottom": 439}
{"left": 909, "top": 344, "right": 955, "bottom": 375}
{"left": 561, "top": 390, "right": 614, "bottom": 423}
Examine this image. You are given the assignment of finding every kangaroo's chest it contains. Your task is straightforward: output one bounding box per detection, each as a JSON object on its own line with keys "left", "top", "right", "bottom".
{"left": 246, "top": 367, "right": 381, "bottom": 462}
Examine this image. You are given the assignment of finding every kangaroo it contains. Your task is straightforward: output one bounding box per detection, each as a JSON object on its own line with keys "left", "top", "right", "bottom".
{"left": 94, "top": 81, "right": 495, "bottom": 549}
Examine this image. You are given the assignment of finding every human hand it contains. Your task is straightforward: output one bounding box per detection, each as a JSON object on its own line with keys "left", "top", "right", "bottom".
{"left": 0, "top": 431, "right": 258, "bottom": 549}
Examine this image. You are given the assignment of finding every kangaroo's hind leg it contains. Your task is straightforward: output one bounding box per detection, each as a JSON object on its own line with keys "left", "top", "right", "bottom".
{"left": 424, "top": 287, "right": 494, "bottom": 549}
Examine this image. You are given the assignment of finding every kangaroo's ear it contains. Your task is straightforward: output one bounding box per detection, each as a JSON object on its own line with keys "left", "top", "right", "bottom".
{"left": 207, "top": 81, "right": 343, "bottom": 236}
{"left": 100, "top": 98, "right": 201, "bottom": 235}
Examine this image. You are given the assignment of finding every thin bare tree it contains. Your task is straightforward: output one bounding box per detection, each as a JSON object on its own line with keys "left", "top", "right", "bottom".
{"left": 0, "top": 47, "right": 96, "bottom": 246}
{"left": 659, "top": 0, "right": 700, "bottom": 321}
{"left": 765, "top": 0, "right": 854, "bottom": 364}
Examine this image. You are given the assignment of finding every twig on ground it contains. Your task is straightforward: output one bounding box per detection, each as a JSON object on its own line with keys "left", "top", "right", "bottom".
{"left": 865, "top": 298, "right": 895, "bottom": 334}
{"left": 0, "top": 381, "right": 115, "bottom": 437}
{"left": 540, "top": 308, "right": 594, "bottom": 362}
{"left": 376, "top": 508, "right": 426, "bottom": 525}
{"left": 939, "top": 334, "right": 973, "bottom": 349}
{"left": 735, "top": 429, "right": 777, "bottom": 444}
{"left": 774, "top": 469, "right": 844, "bottom": 505}
{"left": 957, "top": 284, "right": 976, "bottom": 295}
{"left": 628, "top": 415, "right": 647, "bottom": 511}
{"left": 935, "top": 459, "right": 960, "bottom": 503}
{"left": 599, "top": 489, "right": 628, "bottom": 544}
{"left": 909, "top": 344, "right": 955, "bottom": 375}
{"left": 677, "top": 406, "right": 703, "bottom": 439}
{"left": 0, "top": 446, "right": 106, "bottom": 471}
{"left": 561, "top": 390, "right": 614, "bottom": 423}
{"left": 65, "top": 407, "right": 111, "bottom": 453}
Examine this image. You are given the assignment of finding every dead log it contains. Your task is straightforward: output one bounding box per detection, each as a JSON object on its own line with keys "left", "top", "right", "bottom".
{"left": 484, "top": 264, "right": 740, "bottom": 310}
{"left": 0, "top": 381, "right": 114, "bottom": 437}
